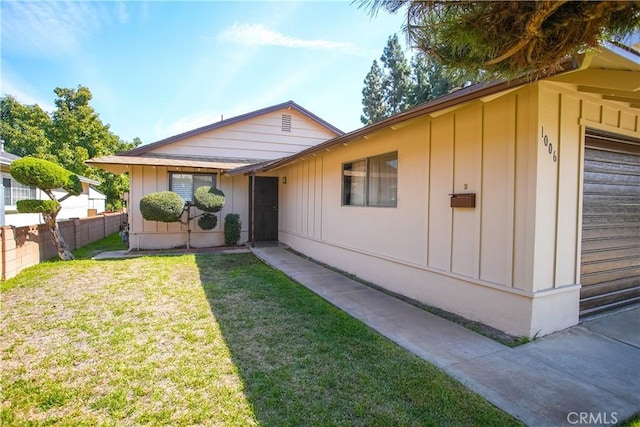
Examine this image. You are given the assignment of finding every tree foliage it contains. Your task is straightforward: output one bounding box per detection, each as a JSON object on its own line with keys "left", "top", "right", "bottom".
{"left": 10, "top": 157, "right": 82, "bottom": 195}
{"left": 361, "top": 35, "right": 458, "bottom": 125}
{"left": 9, "top": 157, "right": 83, "bottom": 260}
{"left": 0, "top": 86, "right": 141, "bottom": 209}
{"left": 409, "top": 52, "right": 456, "bottom": 106}
{"left": 380, "top": 34, "right": 412, "bottom": 115}
{"left": 361, "top": 60, "right": 387, "bottom": 125}
{"left": 358, "top": 1, "right": 640, "bottom": 80}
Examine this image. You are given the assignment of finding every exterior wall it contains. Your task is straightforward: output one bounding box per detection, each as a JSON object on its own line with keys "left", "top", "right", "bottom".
{"left": 150, "top": 108, "right": 338, "bottom": 160}
{"left": 127, "top": 165, "right": 250, "bottom": 250}
{"left": 277, "top": 81, "right": 639, "bottom": 337}
{"left": 533, "top": 81, "right": 640, "bottom": 329}
{"left": 1, "top": 212, "right": 127, "bottom": 280}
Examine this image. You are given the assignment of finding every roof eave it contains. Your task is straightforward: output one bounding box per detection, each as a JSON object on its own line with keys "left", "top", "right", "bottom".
{"left": 252, "top": 60, "right": 582, "bottom": 174}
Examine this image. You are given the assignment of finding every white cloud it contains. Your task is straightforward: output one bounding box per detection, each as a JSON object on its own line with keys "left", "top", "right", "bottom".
{"left": 217, "top": 23, "right": 363, "bottom": 54}
{"left": 152, "top": 111, "right": 226, "bottom": 141}
{"left": 0, "top": 1, "right": 126, "bottom": 57}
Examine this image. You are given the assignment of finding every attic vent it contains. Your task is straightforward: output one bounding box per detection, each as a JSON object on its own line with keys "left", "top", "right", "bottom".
{"left": 281, "top": 114, "right": 292, "bottom": 132}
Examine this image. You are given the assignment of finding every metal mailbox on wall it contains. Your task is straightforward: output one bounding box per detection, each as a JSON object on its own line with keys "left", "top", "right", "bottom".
{"left": 450, "top": 193, "right": 476, "bottom": 208}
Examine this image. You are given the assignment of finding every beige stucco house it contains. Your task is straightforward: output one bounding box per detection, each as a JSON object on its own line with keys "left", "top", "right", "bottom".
{"left": 88, "top": 44, "right": 639, "bottom": 338}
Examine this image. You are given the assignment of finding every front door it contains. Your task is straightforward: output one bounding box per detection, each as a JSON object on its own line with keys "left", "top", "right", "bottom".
{"left": 250, "top": 176, "right": 279, "bottom": 241}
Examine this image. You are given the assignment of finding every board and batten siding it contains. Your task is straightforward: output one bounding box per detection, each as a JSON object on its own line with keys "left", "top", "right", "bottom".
{"left": 150, "top": 109, "right": 338, "bottom": 160}
{"left": 277, "top": 81, "right": 639, "bottom": 337}
{"left": 128, "top": 165, "right": 250, "bottom": 249}
{"left": 278, "top": 86, "right": 548, "bottom": 336}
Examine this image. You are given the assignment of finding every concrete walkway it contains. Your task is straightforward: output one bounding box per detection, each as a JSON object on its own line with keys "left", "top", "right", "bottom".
{"left": 252, "top": 244, "right": 640, "bottom": 426}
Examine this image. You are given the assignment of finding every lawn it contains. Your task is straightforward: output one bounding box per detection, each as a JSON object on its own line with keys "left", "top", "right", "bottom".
{"left": 1, "top": 238, "right": 521, "bottom": 425}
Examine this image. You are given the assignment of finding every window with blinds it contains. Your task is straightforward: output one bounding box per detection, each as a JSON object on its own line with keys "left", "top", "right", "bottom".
{"left": 169, "top": 173, "right": 216, "bottom": 202}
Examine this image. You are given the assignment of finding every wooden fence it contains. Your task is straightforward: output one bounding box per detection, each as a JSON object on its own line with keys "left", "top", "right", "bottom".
{"left": 1, "top": 212, "right": 127, "bottom": 280}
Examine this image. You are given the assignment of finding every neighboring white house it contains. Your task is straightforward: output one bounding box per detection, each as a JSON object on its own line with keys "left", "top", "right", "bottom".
{"left": 88, "top": 45, "right": 639, "bottom": 338}
{"left": 1, "top": 148, "right": 106, "bottom": 227}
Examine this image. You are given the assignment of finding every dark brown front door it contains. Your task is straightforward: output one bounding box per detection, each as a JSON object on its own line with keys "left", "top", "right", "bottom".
{"left": 250, "top": 176, "right": 279, "bottom": 241}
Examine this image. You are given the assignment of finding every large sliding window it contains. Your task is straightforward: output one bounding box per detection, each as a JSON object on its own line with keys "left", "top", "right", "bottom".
{"left": 169, "top": 173, "right": 216, "bottom": 202}
{"left": 342, "top": 152, "right": 397, "bottom": 207}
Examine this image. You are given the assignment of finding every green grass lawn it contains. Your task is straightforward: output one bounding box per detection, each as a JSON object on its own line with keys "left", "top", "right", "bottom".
{"left": 1, "top": 237, "right": 521, "bottom": 425}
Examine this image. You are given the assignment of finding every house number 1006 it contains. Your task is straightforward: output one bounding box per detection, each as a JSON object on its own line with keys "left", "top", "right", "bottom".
{"left": 541, "top": 127, "right": 557, "bottom": 162}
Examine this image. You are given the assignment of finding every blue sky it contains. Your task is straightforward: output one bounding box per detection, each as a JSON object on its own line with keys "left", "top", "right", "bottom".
{"left": 1, "top": 1, "right": 408, "bottom": 146}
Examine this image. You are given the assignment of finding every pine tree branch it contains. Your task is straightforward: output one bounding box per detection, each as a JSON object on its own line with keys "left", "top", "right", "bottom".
{"left": 484, "top": 0, "right": 569, "bottom": 66}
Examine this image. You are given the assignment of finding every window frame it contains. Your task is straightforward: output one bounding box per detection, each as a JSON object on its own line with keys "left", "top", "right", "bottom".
{"left": 341, "top": 151, "right": 398, "bottom": 208}
{"left": 169, "top": 172, "right": 217, "bottom": 203}
{"left": 3, "top": 177, "right": 36, "bottom": 206}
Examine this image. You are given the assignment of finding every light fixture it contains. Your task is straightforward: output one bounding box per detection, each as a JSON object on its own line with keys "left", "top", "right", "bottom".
{"left": 282, "top": 176, "right": 287, "bottom": 184}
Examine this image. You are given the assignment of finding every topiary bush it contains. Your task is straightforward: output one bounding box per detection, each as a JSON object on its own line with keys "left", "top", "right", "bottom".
{"left": 140, "top": 191, "right": 185, "bottom": 222}
{"left": 193, "top": 186, "right": 225, "bottom": 213}
{"left": 198, "top": 213, "right": 218, "bottom": 230}
{"left": 16, "top": 199, "right": 60, "bottom": 214}
{"left": 10, "top": 157, "right": 82, "bottom": 195}
{"left": 224, "top": 213, "right": 242, "bottom": 246}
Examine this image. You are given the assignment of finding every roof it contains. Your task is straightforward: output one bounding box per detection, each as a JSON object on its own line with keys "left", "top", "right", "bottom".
{"left": 227, "top": 78, "right": 527, "bottom": 176}
{"left": 86, "top": 154, "right": 259, "bottom": 174}
{"left": 229, "top": 43, "right": 639, "bottom": 176}
{"left": 0, "top": 150, "right": 21, "bottom": 166}
{"left": 121, "top": 100, "right": 344, "bottom": 157}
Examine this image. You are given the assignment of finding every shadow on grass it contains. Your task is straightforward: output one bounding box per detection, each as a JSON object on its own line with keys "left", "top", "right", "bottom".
{"left": 194, "top": 253, "right": 521, "bottom": 426}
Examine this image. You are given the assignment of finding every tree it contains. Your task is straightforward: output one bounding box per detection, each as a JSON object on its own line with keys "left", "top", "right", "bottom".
{"left": 140, "top": 188, "right": 226, "bottom": 249}
{"left": 358, "top": 1, "right": 640, "bottom": 79}
{"left": 361, "top": 60, "right": 388, "bottom": 125}
{"left": 10, "top": 157, "right": 83, "bottom": 260}
{"left": 0, "top": 96, "right": 53, "bottom": 159}
{"left": 380, "top": 34, "right": 412, "bottom": 115}
{"left": 361, "top": 37, "right": 458, "bottom": 124}
{"left": 409, "top": 52, "right": 456, "bottom": 105}
{"left": 0, "top": 87, "right": 141, "bottom": 210}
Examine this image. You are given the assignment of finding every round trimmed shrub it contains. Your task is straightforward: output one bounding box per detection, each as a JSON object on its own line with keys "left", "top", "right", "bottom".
{"left": 10, "top": 157, "right": 82, "bottom": 195}
{"left": 139, "top": 191, "right": 185, "bottom": 222}
{"left": 16, "top": 199, "right": 60, "bottom": 214}
{"left": 197, "top": 213, "right": 218, "bottom": 230}
{"left": 224, "top": 213, "right": 241, "bottom": 246}
{"left": 193, "top": 186, "right": 225, "bottom": 213}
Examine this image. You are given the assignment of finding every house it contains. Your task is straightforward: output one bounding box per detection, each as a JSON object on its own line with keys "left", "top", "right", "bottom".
{"left": 1, "top": 148, "right": 106, "bottom": 227}
{"left": 86, "top": 101, "right": 343, "bottom": 249}
{"left": 88, "top": 44, "right": 639, "bottom": 338}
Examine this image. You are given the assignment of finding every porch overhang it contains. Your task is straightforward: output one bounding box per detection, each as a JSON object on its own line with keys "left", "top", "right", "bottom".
{"left": 86, "top": 154, "right": 260, "bottom": 174}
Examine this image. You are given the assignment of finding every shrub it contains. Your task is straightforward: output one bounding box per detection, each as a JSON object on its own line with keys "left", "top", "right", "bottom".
{"left": 193, "top": 187, "right": 225, "bottom": 213}
{"left": 198, "top": 213, "right": 218, "bottom": 230}
{"left": 224, "top": 213, "right": 242, "bottom": 246}
{"left": 140, "top": 191, "right": 185, "bottom": 222}
{"left": 16, "top": 199, "right": 60, "bottom": 214}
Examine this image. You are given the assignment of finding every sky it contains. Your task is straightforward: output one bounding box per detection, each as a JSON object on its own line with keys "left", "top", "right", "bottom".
{"left": 1, "top": 1, "right": 409, "bottom": 146}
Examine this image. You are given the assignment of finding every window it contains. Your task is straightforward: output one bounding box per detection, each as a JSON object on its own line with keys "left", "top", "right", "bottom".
{"left": 169, "top": 173, "right": 216, "bottom": 202}
{"left": 3, "top": 177, "right": 36, "bottom": 206}
{"left": 342, "top": 152, "right": 397, "bottom": 207}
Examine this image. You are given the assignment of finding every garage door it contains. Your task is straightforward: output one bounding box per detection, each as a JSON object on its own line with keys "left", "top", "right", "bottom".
{"left": 580, "top": 132, "right": 640, "bottom": 317}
